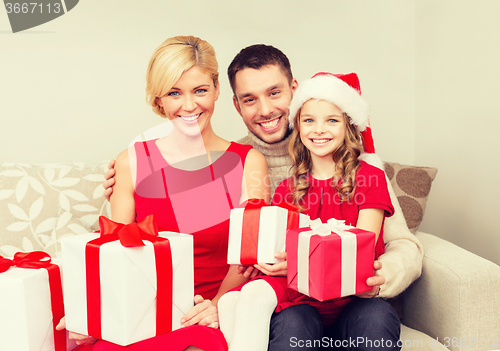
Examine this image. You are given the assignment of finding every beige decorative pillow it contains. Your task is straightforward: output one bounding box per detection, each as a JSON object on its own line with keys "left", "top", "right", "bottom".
{"left": 0, "top": 162, "right": 111, "bottom": 258}
{"left": 383, "top": 162, "right": 438, "bottom": 233}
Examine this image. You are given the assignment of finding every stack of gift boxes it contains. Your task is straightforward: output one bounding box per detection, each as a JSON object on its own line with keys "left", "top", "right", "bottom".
{"left": 0, "top": 200, "right": 375, "bottom": 350}
{"left": 0, "top": 215, "right": 194, "bottom": 350}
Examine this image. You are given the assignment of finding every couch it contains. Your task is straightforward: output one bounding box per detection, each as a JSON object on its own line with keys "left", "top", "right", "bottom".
{"left": 1, "top": 160, "right": 499, "bottom": 351}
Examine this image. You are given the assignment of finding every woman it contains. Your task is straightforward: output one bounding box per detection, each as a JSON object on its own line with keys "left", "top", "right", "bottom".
{"left": 62, "top": 36, "right": 269, "bottom": 351}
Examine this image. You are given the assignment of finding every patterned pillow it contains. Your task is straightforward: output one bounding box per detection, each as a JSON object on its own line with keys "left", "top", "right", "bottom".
{"left": 383, "top": 162, "right": 438, "bottom": 233}
{"left": 0, "top": 162, "right": 111, "bottom": 258}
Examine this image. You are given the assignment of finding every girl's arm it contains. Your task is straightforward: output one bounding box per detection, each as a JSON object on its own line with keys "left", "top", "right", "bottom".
{"left": 110, "top": 148, "right": 136, "bottom": 224}
{"left": 356, "top": 208, "right": 385, "bottom": 242}
{"left": 356, "top": 208, "right": 385, "bottom": 298}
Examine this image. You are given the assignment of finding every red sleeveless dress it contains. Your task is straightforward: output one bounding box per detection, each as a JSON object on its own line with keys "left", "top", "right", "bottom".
{"left": 87, "top": 140, "right": 252, "bottom": 351}
{"left": 134, "top": 139, "right": 252, "bottom": 300}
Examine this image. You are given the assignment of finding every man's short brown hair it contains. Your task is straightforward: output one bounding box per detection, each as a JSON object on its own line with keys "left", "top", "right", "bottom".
{"left": 227, "top": 44, "right": 293, "bottom": 96}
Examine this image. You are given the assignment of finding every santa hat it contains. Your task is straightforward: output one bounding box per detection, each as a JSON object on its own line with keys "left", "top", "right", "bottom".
{"left": 289, "top": 72, "right": 383, "bottom": 169}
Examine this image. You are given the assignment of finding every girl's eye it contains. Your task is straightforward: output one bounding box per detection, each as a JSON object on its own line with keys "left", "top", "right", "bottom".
{"left": 328, "top": 118, "right": 339, "bottom": 123}
{"left": 302, "top": 118, "right": 313, "bottom": 123}
{"left": 167, "top": 91, "right": 180, "bottom": 97}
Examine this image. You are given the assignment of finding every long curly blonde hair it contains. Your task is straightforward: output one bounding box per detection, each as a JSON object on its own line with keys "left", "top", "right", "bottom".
{"left": 288, "top": 104, "right": 363, "bottom": 211}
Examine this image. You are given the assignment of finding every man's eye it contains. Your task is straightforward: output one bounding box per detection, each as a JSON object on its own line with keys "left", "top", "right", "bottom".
{"left": 270, "top": 91, "right": 280, "bottom": 96}
{"left": 244, "top": 98, "right": 255, "bottom": 104}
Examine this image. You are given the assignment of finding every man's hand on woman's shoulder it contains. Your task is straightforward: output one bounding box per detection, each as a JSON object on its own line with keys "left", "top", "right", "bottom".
{"left": 103, "top": 159, "right": 116, "bottom": 202}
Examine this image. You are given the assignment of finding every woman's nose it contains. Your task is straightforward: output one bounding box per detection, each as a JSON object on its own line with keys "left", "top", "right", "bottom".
{"left": 183, "top": 95, "right": 196, "bottom": 112}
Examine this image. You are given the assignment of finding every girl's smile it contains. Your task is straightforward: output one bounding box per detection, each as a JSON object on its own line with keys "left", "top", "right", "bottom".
{"left": 299, "top": 99, "right": 346, "bottom": 160}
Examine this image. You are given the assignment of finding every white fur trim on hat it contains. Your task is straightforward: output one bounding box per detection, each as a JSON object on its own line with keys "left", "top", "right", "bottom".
{"left": 289, "top": 75, "right": 370, "bottom": 132}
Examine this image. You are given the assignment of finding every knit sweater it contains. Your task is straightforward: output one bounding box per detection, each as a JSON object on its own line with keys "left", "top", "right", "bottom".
{"left": 237, "top": 131, "right": 294, "bottom": 196}
{"left": 237, "top": 131, "right": 423, "bottom": 299}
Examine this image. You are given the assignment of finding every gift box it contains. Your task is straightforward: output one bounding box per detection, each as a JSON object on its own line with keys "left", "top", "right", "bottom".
{"left": 228, "top": 199, "right": 310, "bottom": 265}
{"left": 61, "top": 215, "right": 194, "bottom": 346}
{"left": 287, "top": 218, "right": 375, "bottom": 301}
{"left": 0, "top": 252, "right": 76, "bottom": 351}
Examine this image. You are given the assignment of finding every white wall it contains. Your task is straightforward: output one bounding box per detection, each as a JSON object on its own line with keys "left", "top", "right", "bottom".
{"left": 1, "top": 1, "right": 498, "bottom": 264}
{"left": 415, "top": 0, "right": 500, "bottom": 265}
{"left": 0, "top": 0, "right": 415, "bottom": 165}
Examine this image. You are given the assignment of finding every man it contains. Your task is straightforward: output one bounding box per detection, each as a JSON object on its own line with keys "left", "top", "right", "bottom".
{"left": 104, "top": 44, "right": 423, "bottom": 350}
{"left": 226, "top": 44, "right": 422, "bottom": 350}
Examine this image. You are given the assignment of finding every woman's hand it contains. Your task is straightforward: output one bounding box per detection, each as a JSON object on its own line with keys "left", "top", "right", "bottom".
{"left": 181, "top": 295, "right": 219, "bottom": 329}
{"left": 355, "top": 260, "right": 385, "bottom": 298}
{"left": 56, "top": 317, "right": 98, "bottom": 346}
{"left": 254, "top": 252, "right": 287, "bottom": 276}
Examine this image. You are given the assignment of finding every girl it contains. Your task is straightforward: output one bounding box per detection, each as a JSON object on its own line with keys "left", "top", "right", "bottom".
{"left": 218, "top": 72, "right": 394, "bottom": 351}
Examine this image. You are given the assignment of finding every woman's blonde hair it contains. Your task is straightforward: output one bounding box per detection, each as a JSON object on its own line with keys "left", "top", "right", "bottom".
{"left": 288, "top": 102, "right": 363, "bottom": 211}
{"left": 146, "top": 36, "right": 219, "bottom": 117}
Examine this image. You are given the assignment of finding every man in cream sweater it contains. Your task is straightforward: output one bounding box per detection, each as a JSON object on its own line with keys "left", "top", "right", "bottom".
{"left": 226, "top": 44, "right": 423, "bottom": 350}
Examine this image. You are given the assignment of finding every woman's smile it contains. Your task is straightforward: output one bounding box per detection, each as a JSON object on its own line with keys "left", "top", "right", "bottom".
{"left": 179, "top": 113, "right": 202, "bottom": 123}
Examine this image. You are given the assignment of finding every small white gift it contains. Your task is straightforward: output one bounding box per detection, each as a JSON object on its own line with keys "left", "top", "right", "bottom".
{"left": 0, "top": 252, "right": 76, "bottom": 351}
{"left": 228, "top": 199, "right": 309, "bottom": 265}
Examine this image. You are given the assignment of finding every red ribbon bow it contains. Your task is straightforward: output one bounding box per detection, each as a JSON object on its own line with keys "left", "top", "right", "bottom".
{"left": 0, "top": 251, "right": 52, "bottom": 272}
{"left": 97, "top": 214, "right": 159, "bottom": 247}
{"left": 240, "top": 198, "right": 301, "bottom": 265}
{"left": 0, "top": 251, "right": 66, "bottom": 351}
{"left": 86, "top": 214, "right": 173, "bottom": 340}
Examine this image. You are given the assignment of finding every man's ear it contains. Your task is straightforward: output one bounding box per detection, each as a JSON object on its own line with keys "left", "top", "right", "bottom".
{"left": 291, "top": 78, "right": 299, "bottom": 95}
{"left": 233, "top": 95, "right": 242, "bottom": 116}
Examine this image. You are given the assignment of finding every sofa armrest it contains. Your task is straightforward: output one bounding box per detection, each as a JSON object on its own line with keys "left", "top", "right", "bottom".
{"left": 402, "top": 232, "right": 500, "bottom": 351}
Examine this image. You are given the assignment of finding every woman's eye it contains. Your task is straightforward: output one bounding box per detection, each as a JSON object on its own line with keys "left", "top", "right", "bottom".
{"left": 195, "top": 89, "right": 208, "bottom": 94}
{"left": 167, "top": 91, "right": 179, "bottom": 97}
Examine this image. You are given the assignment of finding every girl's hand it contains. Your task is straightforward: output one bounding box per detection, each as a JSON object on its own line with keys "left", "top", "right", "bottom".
{"left": 254, "top": 252, "right": 287, "bottom": 276}
{"left": 55, "top": 317, "right": 98, "bottom": 345}
{"left": 236, "top": 265, "right": 262, "bottom": 279}
{"left": 181, "top": 295, "right": 219, "bottom": 329}
{"left": 355, "top": 260, "right": 385, "bottom": 298}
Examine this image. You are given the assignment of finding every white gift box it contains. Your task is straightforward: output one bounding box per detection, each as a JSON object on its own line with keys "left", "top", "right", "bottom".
{"left": 0, "top": 259, "right": 77, "bottom": 351}
{"left": 228, "top": 205, "right": 309, "bottom": 265}
{"left": 61, "top": 232, "right": 194, "bottom": 346}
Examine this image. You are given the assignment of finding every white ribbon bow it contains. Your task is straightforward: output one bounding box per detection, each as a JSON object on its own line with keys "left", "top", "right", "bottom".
{"left": 297, "top": 218, "right": 358, "bottom": 298}
{"left": 309, "top": 218, "right": 352, "bottom": 236}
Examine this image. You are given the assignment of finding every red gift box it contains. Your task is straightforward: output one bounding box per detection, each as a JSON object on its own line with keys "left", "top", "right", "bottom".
{"left": 287, "top": 218, "right": 375, "bottom": 301}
